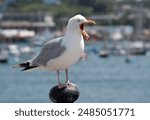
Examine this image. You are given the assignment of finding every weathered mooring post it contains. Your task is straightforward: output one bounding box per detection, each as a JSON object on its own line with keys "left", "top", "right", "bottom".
{"left": 49, "top": 83, "right": 80, "bottom": 103}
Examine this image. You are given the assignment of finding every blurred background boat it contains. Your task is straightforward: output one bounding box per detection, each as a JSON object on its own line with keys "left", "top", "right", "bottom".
{"left": 0, "top": 47, "right": 8, "bottom": 63}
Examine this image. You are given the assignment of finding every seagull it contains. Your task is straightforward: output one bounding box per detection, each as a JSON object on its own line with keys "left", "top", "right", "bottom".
{"left": 14, "top": 14, "right": 95, "bottom": 88}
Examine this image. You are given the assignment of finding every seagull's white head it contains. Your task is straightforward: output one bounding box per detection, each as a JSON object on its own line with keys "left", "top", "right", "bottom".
{"left": 66, "top": 14, "right": 95, "bottom": 41}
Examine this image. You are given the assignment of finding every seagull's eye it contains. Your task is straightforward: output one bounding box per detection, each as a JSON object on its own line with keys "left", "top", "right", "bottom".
{"left": 77, "top": 19, "right": 81, "bottom": 22}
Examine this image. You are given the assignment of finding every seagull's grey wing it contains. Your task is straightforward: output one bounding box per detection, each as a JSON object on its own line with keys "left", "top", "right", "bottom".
{"left": 31, "top": 37, "right": 66, "bottom": 66}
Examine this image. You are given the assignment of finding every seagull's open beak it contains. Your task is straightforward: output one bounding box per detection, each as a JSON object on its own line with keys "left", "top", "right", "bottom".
{"left": 80, "top": 20, "right": 96, "bottom": 41}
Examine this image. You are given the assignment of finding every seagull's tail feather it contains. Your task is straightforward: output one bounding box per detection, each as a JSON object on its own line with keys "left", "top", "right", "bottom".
{"left": 13, "top": 62, "right": 38, "bottom": 71}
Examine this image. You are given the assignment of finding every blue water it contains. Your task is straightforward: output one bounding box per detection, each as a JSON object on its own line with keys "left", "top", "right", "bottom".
{"left": 0, "top": 42, "right": 150, "bottom": 103}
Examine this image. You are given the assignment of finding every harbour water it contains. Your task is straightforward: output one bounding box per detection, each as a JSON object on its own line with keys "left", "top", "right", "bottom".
{"left": 0, "top": 42, "right": 150, "bottom": 103}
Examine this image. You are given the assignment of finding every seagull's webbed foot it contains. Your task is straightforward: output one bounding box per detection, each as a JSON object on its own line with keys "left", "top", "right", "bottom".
{"left": 58, "top": 81, "right": 76, "bottom": 89}
{"left": 58, "top": 83, "right": 66, "bottom": 89}
{"left": 66, "top": 81, "right": 77, "bottom": 87}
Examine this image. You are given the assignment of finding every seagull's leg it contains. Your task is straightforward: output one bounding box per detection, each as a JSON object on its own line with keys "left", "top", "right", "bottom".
{"left": 57, "top": 70, "right": 66, "bottom": 88}
{"left": 65, "top": 69, "right": 69, "bottom": 84}
{"left": 65, "top": 69, "right": 77, "bottom": 86}
{"left": 57, "top": 70, "right": 60, "bottom": 84}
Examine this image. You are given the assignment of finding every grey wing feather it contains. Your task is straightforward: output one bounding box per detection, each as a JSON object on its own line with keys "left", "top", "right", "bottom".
{"left": 31, "top": 37, "right": 66, "bottom": 66}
